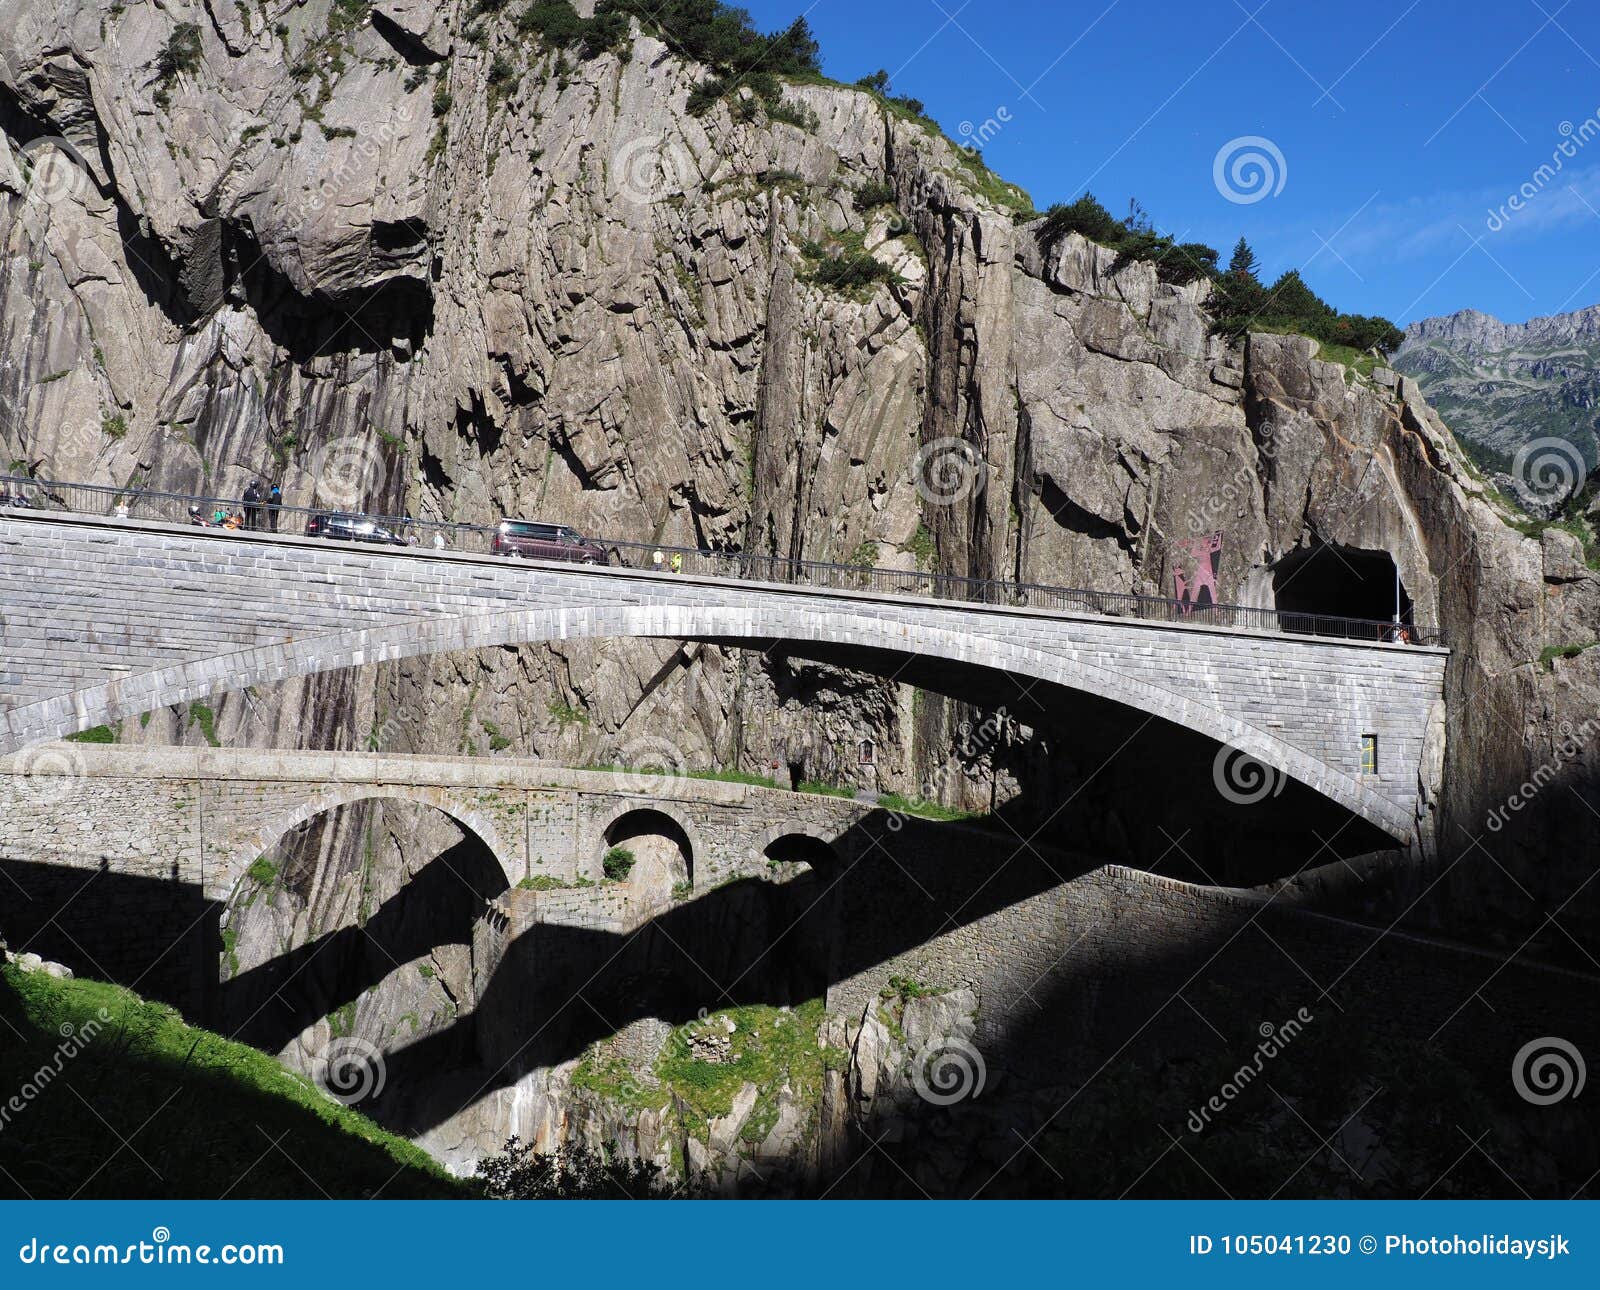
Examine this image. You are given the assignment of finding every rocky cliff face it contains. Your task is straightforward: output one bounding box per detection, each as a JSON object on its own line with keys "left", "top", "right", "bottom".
{"left": 1396, "top": 304, "right": 1600, "bottom": 475}
{"left": 5, "top": 0, "right": 1600, "bottom": 1167}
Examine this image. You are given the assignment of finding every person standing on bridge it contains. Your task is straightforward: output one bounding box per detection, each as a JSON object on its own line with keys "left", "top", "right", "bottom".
{"left": 267, "top": 481, "right": 282, "bottom": 532}
{"left": 669, "top": 551, "right": 683, "bottom": 574}
{"left": 242, "top": 479, "right": 262, "bottom": 532}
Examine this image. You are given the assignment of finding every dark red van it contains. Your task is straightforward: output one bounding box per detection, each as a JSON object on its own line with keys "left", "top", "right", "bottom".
{"left": 491, "top": 519, "right": 608, "bottom": 565}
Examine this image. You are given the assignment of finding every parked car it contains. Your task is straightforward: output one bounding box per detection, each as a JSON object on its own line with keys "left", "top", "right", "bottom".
{"left": 305, "top": 511, "right": 409, "bottom": 546}
{"left": 491, "top": 519, "right": 608, "bottom": 565}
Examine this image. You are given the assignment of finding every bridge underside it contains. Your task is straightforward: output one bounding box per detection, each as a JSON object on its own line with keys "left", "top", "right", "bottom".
{"left": 0, "top": 514, "right": 1446, "bottom": 852}
{"left": 704, "top": 636, "right": 1401, "bottom": 866}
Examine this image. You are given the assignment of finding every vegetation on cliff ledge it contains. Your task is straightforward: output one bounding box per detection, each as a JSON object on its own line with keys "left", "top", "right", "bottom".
{"left": 1037, "top": 195, "right": 1405, "bottom": 356}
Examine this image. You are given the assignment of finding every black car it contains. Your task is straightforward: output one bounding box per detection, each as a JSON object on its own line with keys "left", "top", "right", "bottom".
{"left": 305, "top": 512, "right": 409, "bottom": 546}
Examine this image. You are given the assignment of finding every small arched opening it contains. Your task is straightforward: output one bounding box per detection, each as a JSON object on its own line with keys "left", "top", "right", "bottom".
{"left": 603, "top": 808, "right": 694, "bottom": 897}
{"left": 1272, "top": 543, "right": 1412, "bottom": 628}
{"left": 762, "top": 831, "right": 838, "bottom": 875}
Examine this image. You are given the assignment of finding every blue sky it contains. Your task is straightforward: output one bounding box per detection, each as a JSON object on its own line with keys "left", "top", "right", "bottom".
{"left": 740, "top": 0, "right": 1600, "bottom": 326}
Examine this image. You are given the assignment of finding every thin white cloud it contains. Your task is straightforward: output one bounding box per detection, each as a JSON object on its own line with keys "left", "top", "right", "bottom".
{"left": 1284, "top": 161, "right": 1600, "bottom": 266}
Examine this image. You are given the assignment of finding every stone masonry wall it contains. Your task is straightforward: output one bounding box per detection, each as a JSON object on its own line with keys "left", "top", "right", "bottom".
{"left": 824, "top": 830, "right": 1599, "bottom": 1095}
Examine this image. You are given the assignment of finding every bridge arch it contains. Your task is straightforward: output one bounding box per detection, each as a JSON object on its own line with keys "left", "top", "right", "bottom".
{"left": 761, "top": 828, "right": 838, "bottom": 873}
{"left": 224, "top": 784, "right": 522, "bottom": 900}
{"left": 598, "top": 804, "right": 698, "bottom": 889}
{"left": 6, "top": 590, "right": 1425, "bottom": 843}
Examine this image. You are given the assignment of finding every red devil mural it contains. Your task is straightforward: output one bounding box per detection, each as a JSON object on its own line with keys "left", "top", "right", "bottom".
{"left": 1173, "top": 531, "right": 1223, "bottom": 613}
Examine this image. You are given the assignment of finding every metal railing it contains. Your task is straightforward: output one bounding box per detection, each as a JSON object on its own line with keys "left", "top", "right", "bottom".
{"left": 0, "top": 473, "right": 1437, "bottom": 646}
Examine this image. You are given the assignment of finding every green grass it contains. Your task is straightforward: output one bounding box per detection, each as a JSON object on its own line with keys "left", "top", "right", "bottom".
{"left": 569, "top": 999, "right": 848, "bottom": 1155}
{"left": 548, "top": 699, "right": 589, "bottom": 728}
{"left": 187, "top": 701, "right": 220, "bottom": 747}
{"left": 0, "top": 966, "right": 465, "bottom": 1198}
{"left": 883, "top": 973, "right": 937, "bottom": 1001}
{"left": 245, "top": 856, "right": 279, "bottom": 886}
{"left": 951, "top": 146, "right": 1034, "bottom": 217}
{"left": 654, "top": 999, "right": 831, "bottom": 1143}
{"left": 799, "top": 229, "right": 904, "bottom": 300}
{"left": 602, "top": 846, "right": 635, "bottom": 881}
{"left": 1249, "top": 325, "right": 1384, "bottom": 379}
{"left": 1539, "top": 642, "right": 1597, "bottom": 671}
{"left": 516, "top": 874, "right": 571, "bottom": 891}
{"left": 65, "top": 724, "right": 117, "bottom": 744}
{"left": 1503, "top": 511, "right": 1600, "bottom": 568}
{"left": 878, "top": 791, "right": 985, "bottom": 823}
{"left": 686, "top": 768, "right": 781, "bottom": 789}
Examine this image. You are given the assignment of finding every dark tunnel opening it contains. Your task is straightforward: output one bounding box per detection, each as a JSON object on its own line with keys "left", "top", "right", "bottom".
{"left": 1272, "top": 543, "right": 1412, "bottom": 625}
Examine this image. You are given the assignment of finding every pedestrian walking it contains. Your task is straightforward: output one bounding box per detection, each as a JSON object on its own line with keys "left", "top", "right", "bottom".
{"left": 267, "top": 482, "right": 282, "bottom": 532}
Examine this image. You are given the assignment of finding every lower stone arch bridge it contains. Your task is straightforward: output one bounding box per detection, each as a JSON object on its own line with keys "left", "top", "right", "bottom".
{"left": 0, "top": 743, "right": 873, "bottom": 1011}
{"left": 0, "top": 742, "right": 868, "bottom": 905}
{"left": 0, "top": 513, "right": 1448, "bottom": 849}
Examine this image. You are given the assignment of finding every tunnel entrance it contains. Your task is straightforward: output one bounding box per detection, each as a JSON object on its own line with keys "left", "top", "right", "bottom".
{"left": 1272, "top": 543, "right": 1411, "bottom": 626}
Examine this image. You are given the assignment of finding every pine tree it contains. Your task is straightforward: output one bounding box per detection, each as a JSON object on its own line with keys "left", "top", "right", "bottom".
{"left": 1227, "top": 237, "right": 1259, "bottom": 281}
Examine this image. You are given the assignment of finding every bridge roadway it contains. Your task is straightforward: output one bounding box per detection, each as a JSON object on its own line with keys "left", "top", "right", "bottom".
{"left": 0, "top": 512, "right": 1448, "bottom": 840}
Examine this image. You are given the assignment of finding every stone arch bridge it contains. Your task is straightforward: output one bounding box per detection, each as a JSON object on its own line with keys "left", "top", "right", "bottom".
{"left": 0, "top": 513, "right": 1448, "bottom": 842}
{"left": 0, "top": 742, "right": 869, "bottom": 1012}
{"left": 0, "top": 743, "right": 866, "bottom": 907}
